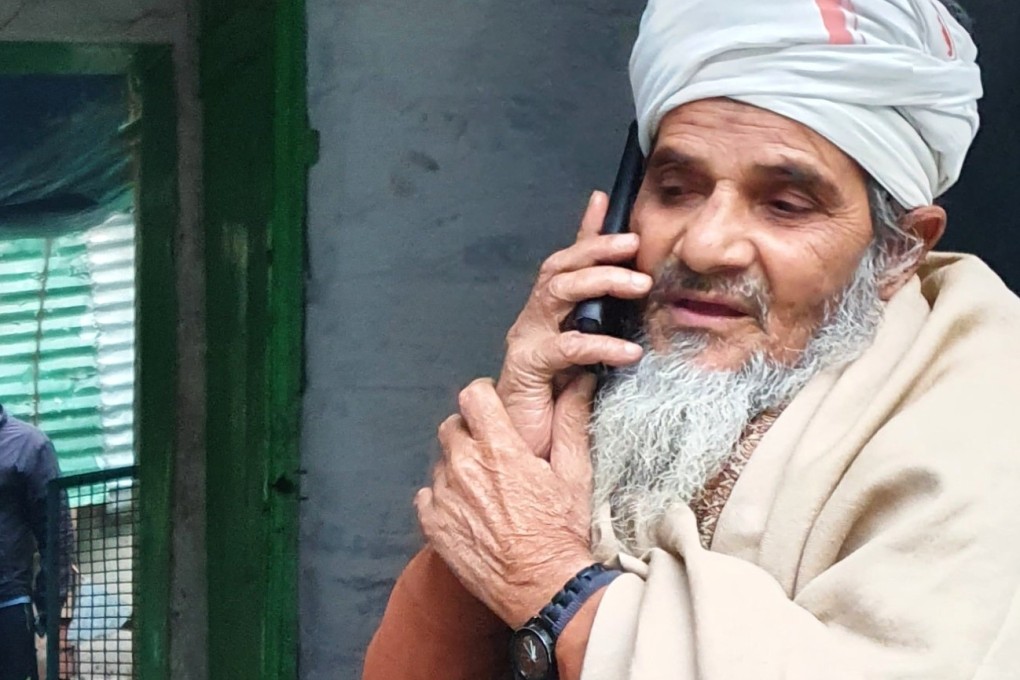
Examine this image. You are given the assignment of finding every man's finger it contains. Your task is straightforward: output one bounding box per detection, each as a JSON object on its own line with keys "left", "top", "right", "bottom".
{"left": 437, "top": 414, "right": 467, "bottom": 451}
{"left": 544, "top": 267, "right": 653, "bottom": 313}
{"left": 502, "top": 328, "right": 643, "bottom": 387}
{"left": 549, "top": 373, "right": 597, "bottom": 486}
{"left": 458, "top": 378, "right": 528, "bottom": 452}
{"left": 576, "top": 190, "right": 609, "bottom": 241}
{"left": 431, "top": 457, "right": 448, "bottom": 489}
{"left": 414, "top": 487, "right": 434, "bottom": 532}
{"left": 501, "top": 332, "right": 642, "bottom": 393}
{"left": 437, "top": 414, "right": 476, "bottom": 482}
{"left": 538, "top": 233, "right": 639, "bottom": 282}
{"left": 549, "top": 331, "right": 644, "bottom": 372}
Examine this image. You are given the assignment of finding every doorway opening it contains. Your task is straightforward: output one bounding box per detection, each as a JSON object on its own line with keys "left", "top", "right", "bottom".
{"left": 0, "top": 44, "right": 177, "bottom": 680}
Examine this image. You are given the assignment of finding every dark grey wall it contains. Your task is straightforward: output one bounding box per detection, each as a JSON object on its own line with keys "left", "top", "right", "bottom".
{"left": 300, "top": 1, "right": 640, "bottom": 676}
{"left": 938, "top": 0, "right": 1020, "bottom": 289}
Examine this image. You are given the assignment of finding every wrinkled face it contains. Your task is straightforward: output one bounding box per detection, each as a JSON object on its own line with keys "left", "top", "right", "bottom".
{"left": 632, "top": 98, "right": 875, "bottom": 369}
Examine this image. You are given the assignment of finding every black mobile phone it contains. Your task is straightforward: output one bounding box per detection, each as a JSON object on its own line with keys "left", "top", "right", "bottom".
{"left": 569, "top": 120, "right": 646, "bottom": 340}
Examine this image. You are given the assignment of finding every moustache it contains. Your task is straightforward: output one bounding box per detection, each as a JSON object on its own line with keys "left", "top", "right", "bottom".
{"left": 648, "top": 261, "right": 771, "bottom": 328}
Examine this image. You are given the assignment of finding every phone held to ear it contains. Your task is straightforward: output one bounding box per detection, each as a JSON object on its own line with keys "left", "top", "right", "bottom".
{"left": 569, "top": 120, "right": 646, "bottom": 343}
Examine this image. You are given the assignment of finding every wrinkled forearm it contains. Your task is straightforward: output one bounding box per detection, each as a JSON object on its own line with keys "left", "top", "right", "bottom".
{"left": 362, "top": 546, "right": 511, "bottom": 680}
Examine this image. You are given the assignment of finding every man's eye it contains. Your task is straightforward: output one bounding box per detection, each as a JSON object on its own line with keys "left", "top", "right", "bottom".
{"left": 769, "top": 198, "right": 813, "bottom": 215}
{"left": 659, "top": 184, "right": 688, "bottom": 198}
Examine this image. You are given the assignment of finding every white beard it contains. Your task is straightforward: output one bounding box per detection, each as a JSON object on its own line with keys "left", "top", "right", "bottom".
{"left": 589, "top": 244, "right": 887, "bottom": 554}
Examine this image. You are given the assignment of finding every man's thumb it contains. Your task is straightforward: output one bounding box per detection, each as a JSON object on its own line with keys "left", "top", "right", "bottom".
{"left": 549, "top": 373, "right": 597, "bottom": 482}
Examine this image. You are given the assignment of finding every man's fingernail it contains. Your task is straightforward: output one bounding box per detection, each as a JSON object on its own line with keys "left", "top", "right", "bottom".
{"left": 630, "top": 272, "right": 652, "bottom": 287}
{"left": 588, "top": 191, "right": 599, "bottom": 207}
{"left": 624, "top": 343, "right": 643, "bottom": 356}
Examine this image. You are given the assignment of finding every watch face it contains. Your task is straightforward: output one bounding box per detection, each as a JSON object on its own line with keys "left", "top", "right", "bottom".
{"left": 512, "top": 629, "right": 551, "bottom": 679}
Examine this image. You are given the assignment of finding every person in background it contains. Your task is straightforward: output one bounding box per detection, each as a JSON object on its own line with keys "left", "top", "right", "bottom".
{"left": 0, "top": 405, "right": 73, "bottom": 680}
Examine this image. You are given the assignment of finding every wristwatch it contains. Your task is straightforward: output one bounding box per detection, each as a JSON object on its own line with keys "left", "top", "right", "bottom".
{"left": 509, "top": 564, "right": 621, "bottom": 680}
{"left": 511, "top": 619, "right": 557, "bottom": 680}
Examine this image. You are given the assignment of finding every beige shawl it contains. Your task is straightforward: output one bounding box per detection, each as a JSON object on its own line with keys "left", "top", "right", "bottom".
{"left": 583, "top": 253, "right": 1020, "bottom": 680}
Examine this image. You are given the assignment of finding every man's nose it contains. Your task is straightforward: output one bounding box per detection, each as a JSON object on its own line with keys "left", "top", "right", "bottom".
{"left": 672, "top": 189, "right": 756, "bottom": 275}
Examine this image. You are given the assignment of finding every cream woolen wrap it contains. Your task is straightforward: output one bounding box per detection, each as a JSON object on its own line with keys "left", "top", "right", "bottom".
{"left": 630, "top": 0, "right": 983, "bottom": 208}
{"left": 582, "top": 254, "right": 1020, "bottom": 680}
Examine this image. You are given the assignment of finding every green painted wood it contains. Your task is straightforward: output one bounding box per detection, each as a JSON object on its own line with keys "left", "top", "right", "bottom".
{"left": 202, "top": 0, "right": 308, "bottom": 677}
{"left": 131, "top": 46, "right": 178, "bottom": 680}
{"left": 264, "top": 0, "right": 311, "bottom": 676}
{"left": 0, "top": 43, "right": 133, "bottom": 75}
{"left": 204, "top": 54, "right": 273, "bottom": 679}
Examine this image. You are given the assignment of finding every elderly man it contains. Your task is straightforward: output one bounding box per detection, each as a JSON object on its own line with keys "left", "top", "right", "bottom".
{"left": 364, "top": 0, "right": 1020, "bottom": 678}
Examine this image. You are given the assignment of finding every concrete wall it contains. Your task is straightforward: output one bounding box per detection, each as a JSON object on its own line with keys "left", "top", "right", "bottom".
{"left": 0, "top": 0, "right": 179, "bottom": 43}
{"left": 0, "top": 4, "right": 207, "bottom": 680}
{"left": 300, "top": 1, "right": 640, "bottom": 676}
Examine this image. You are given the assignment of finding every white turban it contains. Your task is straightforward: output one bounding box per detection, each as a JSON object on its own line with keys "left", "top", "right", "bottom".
{"left": 630, "top": 0, "right": 983, "bottom": 208}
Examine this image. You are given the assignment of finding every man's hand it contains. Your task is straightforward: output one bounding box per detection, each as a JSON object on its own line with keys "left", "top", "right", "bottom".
{"left": 416, "top": 376, "right": 598, "bottom": 628}
{"left": 497, "top": 191, "right": 650, "bottom": 458}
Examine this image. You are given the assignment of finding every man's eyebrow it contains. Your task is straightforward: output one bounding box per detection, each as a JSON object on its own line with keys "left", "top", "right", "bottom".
{"left": 646, "top": 147, "right": 709, "bottom": 174}
{"left": 752, "top": 161, "right": 844, "bottom": 206}
{"left": 646, "top": 149, "right": 846, "bottom": 206}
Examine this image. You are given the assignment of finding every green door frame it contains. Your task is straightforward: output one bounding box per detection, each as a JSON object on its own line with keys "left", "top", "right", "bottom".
{"left": 201, "top": 0, "right": 311, "bottom": 676}
{"left": 265, "top": 0, "right": 312, "bottom": 675}
{"left": 0, "top": 42, "right": 179, "bottom": 680}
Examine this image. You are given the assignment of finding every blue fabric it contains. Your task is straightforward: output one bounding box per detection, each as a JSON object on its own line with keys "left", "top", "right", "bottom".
{"left": 0, "top": 595, "right": 31, "bottom": 609}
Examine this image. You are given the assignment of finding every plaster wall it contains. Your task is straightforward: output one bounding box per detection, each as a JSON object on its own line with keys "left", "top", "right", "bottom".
{"left": 301, "top": 0, "right": 640, "bottom": 675}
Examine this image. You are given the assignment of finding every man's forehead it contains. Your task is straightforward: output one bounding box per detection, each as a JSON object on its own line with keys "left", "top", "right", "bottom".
{"left": 651, "top": 99, "right": 863, "bottom": 184}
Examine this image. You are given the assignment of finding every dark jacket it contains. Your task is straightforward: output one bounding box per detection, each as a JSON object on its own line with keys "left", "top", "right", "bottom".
{"left": 0, "top": 405, "right": 73, "bottom": 615}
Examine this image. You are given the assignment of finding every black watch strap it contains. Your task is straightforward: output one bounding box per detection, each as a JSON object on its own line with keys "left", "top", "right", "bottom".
{"left": 510, "top": 564, "right": 621, "bottom": 680}
{"left": 535, "top": 563, "right": 621, "bottom": 638}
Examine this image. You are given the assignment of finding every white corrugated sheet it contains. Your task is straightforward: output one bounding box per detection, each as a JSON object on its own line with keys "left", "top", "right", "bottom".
{"left": 86, "top": 212, "right": 136, "bottom": 470}
{"left": 0, "top": 211, "right": 136, "bottom": 474}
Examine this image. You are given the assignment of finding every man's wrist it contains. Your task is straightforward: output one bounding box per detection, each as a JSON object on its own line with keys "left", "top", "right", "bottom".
{"left": 509, "top": 563, "right": 621, "bottom": 680}
{"left": 534, "top": 564, "right": 620, "bottom": 639}
{"left": 505, "top": 556, "right": 594, "bottom": 628}
{"left": 555, "top": 586, "right": 607, "bottom": 680}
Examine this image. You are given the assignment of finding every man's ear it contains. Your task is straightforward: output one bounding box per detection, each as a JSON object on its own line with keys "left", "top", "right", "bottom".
{"left": 879, "top": 205, "right": 947, "bottom": 300}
